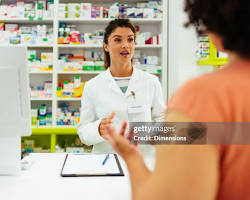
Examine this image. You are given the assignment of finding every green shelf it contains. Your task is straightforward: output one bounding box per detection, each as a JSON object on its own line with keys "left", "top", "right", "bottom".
{"left": 197, "top": 58, "right": 228, "bottom": 66}
{"left": 28, "top": 126, "right": 78, "bottom": 153}
{"left": 32, "top": 126, "right": 77, "bottom": 135}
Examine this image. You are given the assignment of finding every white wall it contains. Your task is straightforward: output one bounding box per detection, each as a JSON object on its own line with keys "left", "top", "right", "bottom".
{"left": 168, "top": 0, "right": 214, "bottom": 98}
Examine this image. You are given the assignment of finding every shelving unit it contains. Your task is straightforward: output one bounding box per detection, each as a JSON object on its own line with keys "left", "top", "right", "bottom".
{"left": 58, "top": 71, "right": 100, "bottom": 74}
{"left": 58, "top": 18, "right": 163, "bottom": 23}
{"left": 197, "top": 38, "right": 228, "bottom": 67}
{"left": 0, "top": 18, "right": 53, "bottom": 23}
{"left": 29, "top": 71, "right": 53, "bottom": 74}
{"left": 56, "top": 97, "right": 81, "bottom": 101}
{"left": 31, "top": 126, "right": 77, "bottom": 152}
{"left": 1, "top": 0, "right": 168, "bottom": 152}
{"left": 57, "top": 44, "right": 163, "bottom": 48}
{"left": 30, "top": 97, "right": 53, "bottom": 101}
{"left": 0, "top": 44, "right": 54, "bottom": 47}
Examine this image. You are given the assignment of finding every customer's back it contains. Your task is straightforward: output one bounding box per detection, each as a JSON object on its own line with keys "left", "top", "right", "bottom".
{"left": 168, "top": 58, "right": 250, "bottom": 199}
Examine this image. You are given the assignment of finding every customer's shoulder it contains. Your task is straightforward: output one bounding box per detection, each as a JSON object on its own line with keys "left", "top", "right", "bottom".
{"left": 177, "top": 69, "right": 231, "bottom": 96}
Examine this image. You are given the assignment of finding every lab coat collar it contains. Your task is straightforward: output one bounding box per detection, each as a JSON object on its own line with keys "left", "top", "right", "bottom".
{"left": 105, "top": 67, "right": 140, "bottom": 97}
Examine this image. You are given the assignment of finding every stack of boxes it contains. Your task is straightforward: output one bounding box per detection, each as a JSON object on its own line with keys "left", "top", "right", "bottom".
{"left": 58, "top": 2, "right": 162, "bottom": 19}
{"left": 30, "top": 81, "right": 53, "bottom": 98}
{"left": 198, "top": 35, "right": 210, "bottom": 60}
{"left": 28, "top": 50, "right": 53, "bottom": 72}
{"left": 0, "top": 1, "right": 54, "bottom": 45}
{"left": 0, "top": 23, "right": 53, "bottom": 45}
{"left": 22, "top": 140, "right": 51, "bottom": 153}
{"left": 31, "top": 104, "right": 52, "bottom": 126}
{"left": 57, "top": 76, "right": 86, "bottom": 98}
{"left": 58, "top": 22, "right": 104, "bottom": 45}
{"left": 58, "top": 23, "right": 161, "bottom": 46}
{"left": 58, "top": 50, "right": 104, "bottom": 72}
{"left": 136, "top": 32, "right": 162, "bottom": 45}
{"left": 0, "top": 0, "right": 54, "bottom": 19}
{"left": 56, "top": 102, "right": 80, "bottom": 126}
{"left": 133, "top": 50, "right": 162, "bottom": 74}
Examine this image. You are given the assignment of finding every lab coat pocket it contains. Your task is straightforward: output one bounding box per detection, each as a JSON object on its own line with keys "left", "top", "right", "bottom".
{"left": 128, "top": 103, "right": 151, "bottom": 122}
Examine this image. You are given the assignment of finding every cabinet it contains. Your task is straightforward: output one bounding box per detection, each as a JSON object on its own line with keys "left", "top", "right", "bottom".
{"left": 0, "top": 0, "right": 168, "bottom": 152}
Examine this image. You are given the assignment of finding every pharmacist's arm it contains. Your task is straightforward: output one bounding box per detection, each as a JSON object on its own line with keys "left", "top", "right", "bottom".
{"left": 77, "top": 83, "right": 105, "bottom": 145}
{"left": 105, "top": 110, "right": 219, "bottom": 200}
{"left": 151, "top": 77, "right": 166, "bottom": 122}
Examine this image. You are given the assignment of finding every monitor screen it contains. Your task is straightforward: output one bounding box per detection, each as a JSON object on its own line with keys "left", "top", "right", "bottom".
{"left": 0, "top": 46, "right": 31, "bottom": 136}
{"left": 0, "top": 46, "right": 31, "bottom": 175}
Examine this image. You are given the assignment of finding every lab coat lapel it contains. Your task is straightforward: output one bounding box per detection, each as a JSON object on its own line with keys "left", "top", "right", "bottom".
{"left": 125, "top": 67, "right": 140, "bottom": 97}
{"left": 105, "top": 68, "right": 124, "bottom": 96}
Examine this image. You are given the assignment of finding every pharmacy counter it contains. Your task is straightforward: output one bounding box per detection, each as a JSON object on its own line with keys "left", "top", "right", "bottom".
{"left": 0, "top": 153, "right": 131, "bottom": 200}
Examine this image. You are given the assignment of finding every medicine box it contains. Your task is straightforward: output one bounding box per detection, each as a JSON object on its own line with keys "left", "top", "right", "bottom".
{"left": 41, "top": 52, "right": 53, "bottom": 63}
{"left": 80, "top": 3, "right": 91, "bottom": 18}
{"left": 0, "top": 23, "right": 4, "bottom": 31}
{"left": 5, "top": 24, "right": 18, "bottom": 32}
{"left": 68, "top": 3, "right": 81, "bottom": 18}
{"left": 58, "top": 4, "right": 66, "bottom": 18}
{"left": 0, "top": 6, "right": 8, "bottom": 18}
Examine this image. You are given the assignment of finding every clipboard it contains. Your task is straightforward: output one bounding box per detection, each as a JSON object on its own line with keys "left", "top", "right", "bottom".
{"left": 60, "top": 153, "right": 124, "bottom": 177}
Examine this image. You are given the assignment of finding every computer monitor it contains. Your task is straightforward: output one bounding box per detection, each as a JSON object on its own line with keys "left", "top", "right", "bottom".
{"left": 0, "top": 46, "right": 31, "bottom": 175}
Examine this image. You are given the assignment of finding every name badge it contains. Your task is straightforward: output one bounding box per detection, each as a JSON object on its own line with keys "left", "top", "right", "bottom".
{"left": 127, "top": 102, "right": 146, "bottom": 114}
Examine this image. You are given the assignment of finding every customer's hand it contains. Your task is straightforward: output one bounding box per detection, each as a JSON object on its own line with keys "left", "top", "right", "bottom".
{"left": 104, "top": 121, "right": 141, "bottom": 161}
{"left": 99, "top": 112, "right": 115, "bottom": 139}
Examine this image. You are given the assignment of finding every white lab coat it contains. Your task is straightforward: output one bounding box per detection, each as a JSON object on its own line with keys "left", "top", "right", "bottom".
{"left": 77, "top": 67, "right": 166, "bottom": 153}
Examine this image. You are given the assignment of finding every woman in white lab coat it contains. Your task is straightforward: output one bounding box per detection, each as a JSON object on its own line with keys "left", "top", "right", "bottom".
{"left": 77, "top": 19, "right": 166, "bottom": 153}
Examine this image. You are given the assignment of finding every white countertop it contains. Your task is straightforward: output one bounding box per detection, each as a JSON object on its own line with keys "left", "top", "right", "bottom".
{"left": 0, "top": 153, "right": 132, "bottom": 200}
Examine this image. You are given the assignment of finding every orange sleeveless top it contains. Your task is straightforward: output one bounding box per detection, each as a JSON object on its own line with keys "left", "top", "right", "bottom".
{"left": 167, "top": 59, "right": 250, "bottom": 200}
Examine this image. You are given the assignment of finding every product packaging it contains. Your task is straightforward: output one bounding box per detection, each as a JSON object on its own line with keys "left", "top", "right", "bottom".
{"left": 68, "top": 3, "right": 81, "bottom": 18}
{"left": 108, "top": 3, "right": 119, "bottom": 18}
{"left": 41, "top": 52, "right": 53, "bottom": 63}
{"left": 58, "top": 4, "right": 66, "bottom": 18}
{"left": 0, "top": 23, "right": 4, "bottom": 31}
{"left": 80, "top": 3, "right": 91, "bottom": 18}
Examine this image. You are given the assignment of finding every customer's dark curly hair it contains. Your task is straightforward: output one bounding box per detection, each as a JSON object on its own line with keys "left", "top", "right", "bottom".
{"left": 184, "top": 0, "right": 250, "bottom": 58}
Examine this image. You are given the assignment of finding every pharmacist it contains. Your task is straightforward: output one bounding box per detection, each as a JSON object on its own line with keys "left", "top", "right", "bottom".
{"left": 77, "top": 19, "right": 165, "bottom": 153}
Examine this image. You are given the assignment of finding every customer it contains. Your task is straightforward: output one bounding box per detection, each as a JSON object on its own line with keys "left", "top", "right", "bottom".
{"left": 104, "top": 0, "right": 250, "bottom": 199}
{"left": 77, "top": 19, "right": 165, "bottom": 153}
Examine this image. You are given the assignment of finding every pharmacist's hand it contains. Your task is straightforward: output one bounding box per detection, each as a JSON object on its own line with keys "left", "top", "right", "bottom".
{"left": 99, "top": 112, "right": 115, "bottom": 139}
{"left": 104, "top": 121, "right": 140, "bottom": 161}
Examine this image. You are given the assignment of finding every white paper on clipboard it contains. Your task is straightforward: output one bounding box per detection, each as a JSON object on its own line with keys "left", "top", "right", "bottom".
{"left": 61, "top": 154, "right": 122, "bottom": 176}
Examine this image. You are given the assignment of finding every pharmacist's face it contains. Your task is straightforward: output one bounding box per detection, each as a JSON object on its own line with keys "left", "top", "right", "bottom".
{"left": 104, "top": 27, "right": 135, "bottom": 65}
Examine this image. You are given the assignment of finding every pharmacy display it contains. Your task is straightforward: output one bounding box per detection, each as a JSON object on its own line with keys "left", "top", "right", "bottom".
{"left": 0, "top": 0, "right": 168, "bottom": 153}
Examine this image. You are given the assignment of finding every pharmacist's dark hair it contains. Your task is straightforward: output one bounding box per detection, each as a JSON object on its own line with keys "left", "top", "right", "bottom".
{"left": 184, "top": 0, "right": 250, "bottom": 59}
{"left": 103, "top": 18, "right": 136, "bottom": 69}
